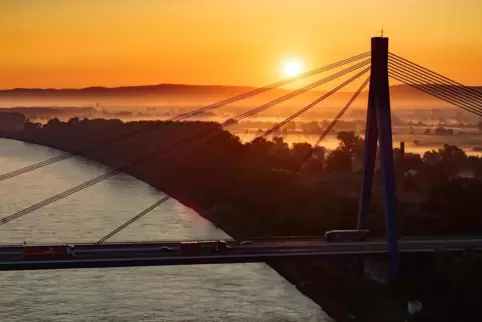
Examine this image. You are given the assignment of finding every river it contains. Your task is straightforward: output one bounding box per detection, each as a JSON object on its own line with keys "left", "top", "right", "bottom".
{"left": 0, "top": 138, "right": 331, "bottom": 322}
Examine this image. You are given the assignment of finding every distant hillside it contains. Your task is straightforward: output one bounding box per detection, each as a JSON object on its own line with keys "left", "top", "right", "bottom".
{"left": 0, "top": 84, "right": 288, "bottom": 108}
{"left": 0, "top": 84, "right": 260, "bottom": 98}
{"left": 1, "top": 83, "right": 480, "bottom": 109}
{"left": 387, "top": 84, "right": 482, "bottom": 100}
{"left": 1, "top": 83, "right": 480, "bottom": 98}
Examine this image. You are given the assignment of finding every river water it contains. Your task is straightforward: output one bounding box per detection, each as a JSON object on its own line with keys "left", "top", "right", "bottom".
{"left": 0, "top": 138, "right": 331, "bottom": 322}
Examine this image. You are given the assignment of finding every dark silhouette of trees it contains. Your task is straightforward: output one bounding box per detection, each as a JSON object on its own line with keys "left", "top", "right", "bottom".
{"left": 0, "top": 112, "right": 26, "bottom": 131}
{"left": 291, "top": 143, "right": 312, "bottom": 164}
{"left": 325, "top": 150, "right": 352, "bottom": 173}
{"left": 44, "top": 118, "right": 62, "bottom": 129}
{"left": 423, "top": 144, "right": 467, "bottom": 178}
{"left": 5, "top": 120, "right": 482, "bottom": 239}
{"left": 421, "top": 177, "right": 482, "bottom": 234}
{"left": 300, "top": 121, "right": 321, "bottom": 134}
{"left": 434, "top": 127, "right": 454, "bottom": 136}
{"left": 24, "top": 121, "right": 42, "bottom": 130}
{"left": 324, "top": 131, "right": 364, "bottom": 173}
{"left": 336, "top": 131, "right": 364, "bottom": 159}
{"left": 67, "top": 117, "right": 80, "bottom": 126}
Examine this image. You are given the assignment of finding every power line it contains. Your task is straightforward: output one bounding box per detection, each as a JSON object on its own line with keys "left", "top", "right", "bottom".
{"left": 95, "top": 67, "right": 370, "bottom": 244}
{"left": 0, "top": 52, "right": 371, "bottom": 182}
{"left": 0, "top": 60, "right": 371, "bottom": 226}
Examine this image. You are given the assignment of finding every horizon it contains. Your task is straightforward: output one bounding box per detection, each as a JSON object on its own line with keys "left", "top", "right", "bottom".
{"left": 2, "top": 1, "right": 482, "bottom": 90}
{"left": 2, "top": 82, "right": 481, "bottom": 92}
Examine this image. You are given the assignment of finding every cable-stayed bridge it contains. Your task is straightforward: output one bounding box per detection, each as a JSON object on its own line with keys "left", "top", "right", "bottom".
{"left": 1, "top": 37, "right": 481, "bottom": 277}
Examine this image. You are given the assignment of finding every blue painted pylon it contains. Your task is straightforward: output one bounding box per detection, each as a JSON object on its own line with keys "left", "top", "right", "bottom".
{"left": 357, "top": 37, "right": 399, "bottom": 278}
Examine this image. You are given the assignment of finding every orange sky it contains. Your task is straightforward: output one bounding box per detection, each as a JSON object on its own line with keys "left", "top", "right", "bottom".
{"left": 1, "top": 0, "right": 481, "bottom": 89}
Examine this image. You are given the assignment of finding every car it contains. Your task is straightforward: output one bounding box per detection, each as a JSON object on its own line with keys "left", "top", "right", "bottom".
{"left": 325, "top": 230, "right": 369, "bottom": 242}
{"left": 160, "top": 246, "right": 174, "bottom": 252}
{"left": 215, "top": 240, "right": 231, "bottom": 251}
{"left": 239, "top": 240, "right": 252, "bottom": 245}
{"left": 22, "top": 244, "right": 76, "bottom": 258}
{"left": 66, "top": 244, "right": 75, "bottom": 257}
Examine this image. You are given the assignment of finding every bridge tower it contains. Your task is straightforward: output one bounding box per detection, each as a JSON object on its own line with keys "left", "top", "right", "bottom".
{"left": 357, "top": 37, "right": 399, "bottom": 278}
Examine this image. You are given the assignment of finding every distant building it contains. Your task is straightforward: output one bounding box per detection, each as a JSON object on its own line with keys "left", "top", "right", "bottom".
{"left": 0, "top": 112, "right": 26, "bottom": 132}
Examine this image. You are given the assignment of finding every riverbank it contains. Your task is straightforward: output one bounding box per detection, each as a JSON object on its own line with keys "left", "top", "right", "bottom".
{"left": 1, "top": 132, "right": 409, "bottom": 322}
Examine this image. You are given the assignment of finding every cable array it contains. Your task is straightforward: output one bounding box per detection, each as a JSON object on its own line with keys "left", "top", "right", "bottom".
{"left": 258, "top": 68, "right": 369, "bottom": 139}
{"left": 296, "top": 76, "right": 370, "bottom": 171}
{"left": 1, "top": 59, "right": 370, "bottom": 226}
{"left": 388, "top": 53, "right": 482, "bottom": 117}
{"left": 0, "top": 53, "right": 370, "bottom": 182}
{"left": 93, "top": 53, "right": 481, "bottom": 244}
{"left": 95, "top": 65, "right": 370, "bottom": 243}
{"left": 95, "top": 196, "right": 171, "bottom": 244}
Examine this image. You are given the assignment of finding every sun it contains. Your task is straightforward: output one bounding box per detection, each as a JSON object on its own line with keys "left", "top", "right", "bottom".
{"left": 285, "top": 61, "right": 302, "bottom": 77}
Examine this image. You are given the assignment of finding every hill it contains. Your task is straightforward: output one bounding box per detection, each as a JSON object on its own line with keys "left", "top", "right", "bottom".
{"left": 0, "top": 83, "right": 480, "bottom": 109}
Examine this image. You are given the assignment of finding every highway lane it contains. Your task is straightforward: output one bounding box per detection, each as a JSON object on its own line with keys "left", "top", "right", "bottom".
{"left": 2, "top": 238, "right": 482, "bottom": 255}
{"left": 1, "top": 237, "right": 482, "bottom": 271}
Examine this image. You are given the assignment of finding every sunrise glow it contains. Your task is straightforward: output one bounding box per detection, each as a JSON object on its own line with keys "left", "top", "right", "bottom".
{"left": 285, "top": 61, "right": 302, "bottom": 77}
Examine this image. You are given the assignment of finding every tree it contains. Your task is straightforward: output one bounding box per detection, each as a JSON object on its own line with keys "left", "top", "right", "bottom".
{"left": 301, "top": 121, "right": 321, "bottom": 134}
{"left": 422, "top": 149, "right": 441, "bottom": 166}
{"left": 312, "top": 146, "right": 326, "bottom": 162}
{"left": 434, "top": 127, "right": 454, "bottom": 136}
{"left": 24, "top": 121, "right": 42, "bottom": 130}
{"left": 438, "top": 144, "right": 467, "bottom": 176}
{"left": 422, "top": 178, "right": 482, "bottom": 234}
{"left": 291, "top": 142, "right": 312, "bottom": 164}
{"left": 336, "top": 131, "right": 364, "bottom": 160}
{"left": 325, "top": 149, "right": 352, "bottom": 173}
{"left": 423, "top": 144, "right": 467, "bottom": 177}
{"left": 67, "top": 117, "right": 80, "bottom": 125}
{"left": 44, "top": 118, "right": 62, "bottom": 129}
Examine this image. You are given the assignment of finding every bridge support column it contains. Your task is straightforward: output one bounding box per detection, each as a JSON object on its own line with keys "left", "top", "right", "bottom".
{"left": 357, "top": 37, "right": 399, "bottom": 278}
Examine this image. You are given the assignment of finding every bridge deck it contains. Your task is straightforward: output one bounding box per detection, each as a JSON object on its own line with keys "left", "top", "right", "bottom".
{"left": 1, "top": 238, "right": 481, "bottom": 271}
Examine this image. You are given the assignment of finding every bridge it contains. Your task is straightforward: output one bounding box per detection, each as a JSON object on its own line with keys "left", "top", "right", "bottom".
{"left": 1, "top": 36, "right": 481, "bottom": 277}
{"left": 2, "top": 237, "right": 482, "bottom": 271}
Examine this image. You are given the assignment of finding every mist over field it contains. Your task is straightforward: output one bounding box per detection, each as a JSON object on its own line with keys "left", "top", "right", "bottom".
{"left": 1, "top": 83, "right": 481, "bottom": 157}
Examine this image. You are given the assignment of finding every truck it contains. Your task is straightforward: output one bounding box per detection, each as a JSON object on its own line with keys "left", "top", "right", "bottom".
{"left": 22, "top": 244, "right": 75, "bottom": 259}
{"left": 324, "top": 230, "right": 369, "bottom": 242}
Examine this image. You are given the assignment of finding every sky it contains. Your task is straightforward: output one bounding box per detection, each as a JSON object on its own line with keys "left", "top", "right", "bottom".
{"left": 1, "top": 0, "right": 481, "bottom": 89}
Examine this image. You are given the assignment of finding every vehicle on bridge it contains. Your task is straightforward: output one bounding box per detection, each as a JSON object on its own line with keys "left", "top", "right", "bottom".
{"left": 325, "top": 230, "right": 369, "bottom": 242}
{"left": 22, "top": 244, "right": 76, "bottom": 258}
{"left": 159, "top": 246, "right": 174, "bottom": 252}
{"left": 180, "top": 240, "right": 231, "bottom": 254}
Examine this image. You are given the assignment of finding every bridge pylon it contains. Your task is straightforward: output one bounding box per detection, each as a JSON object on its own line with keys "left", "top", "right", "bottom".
{"left": 357, "top": 37, "right": 399, "bottom": 278}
